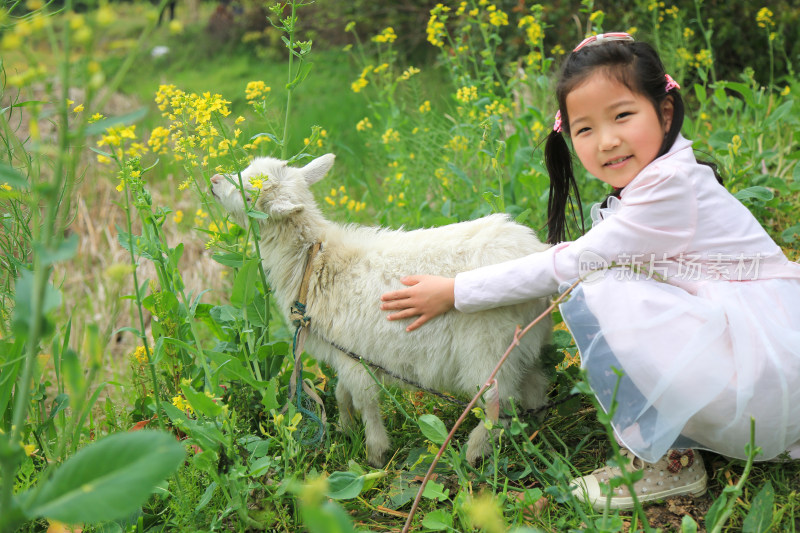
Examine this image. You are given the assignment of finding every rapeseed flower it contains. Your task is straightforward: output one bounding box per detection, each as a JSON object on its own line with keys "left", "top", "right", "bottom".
{"left": 427, "top": 14, "right": 446, "bottom": 47}
{"left": 356, "top": 117, "right": 373, "bottom": 131}
{"left": 372, "top": 26, "right": 397, "bottom": 44}
{"left": 456, "top": 85, "right": 478, "bottom": 103}
{"left": 133, "top": 345, "right": 148, "bottom": 364}
{"left": 488, "top": 8, "right": 508, "bottom": 27}
{"left": 245, "top": 81, "right": 271, "bottom": 101}
{"left": 756, "top": 7, "right": 774, "bottom": 28}
{"left": 398, "top": 66, "right": 420, "bottom": 81}
{"left": 381, "top": 128, "right": 400, "bottom": 144}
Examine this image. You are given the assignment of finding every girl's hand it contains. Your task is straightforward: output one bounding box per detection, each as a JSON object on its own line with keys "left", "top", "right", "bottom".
{"left": 380, "top": 275, "right": 455, "bottom": 332}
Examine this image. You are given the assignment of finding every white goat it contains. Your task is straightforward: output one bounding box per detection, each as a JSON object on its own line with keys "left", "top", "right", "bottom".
{"left": 210, "top": 154, "right": 552, "bottom": 466}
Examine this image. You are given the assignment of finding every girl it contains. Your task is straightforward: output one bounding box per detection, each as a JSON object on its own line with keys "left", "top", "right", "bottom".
{"left": 380, "top": 33, "right": 800, "bottom": 510}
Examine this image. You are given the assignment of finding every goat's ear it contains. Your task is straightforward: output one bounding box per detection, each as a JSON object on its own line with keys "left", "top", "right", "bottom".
{"left": 269, "top": 199, "right": 304, "bottom": 217}
{"left": 301, "top": 153, "right": 335, "bottom": 185}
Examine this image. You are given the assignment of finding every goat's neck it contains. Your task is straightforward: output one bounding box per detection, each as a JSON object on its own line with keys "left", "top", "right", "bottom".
{"left": 257, "top": 211, "right": 331, "bottom": 312}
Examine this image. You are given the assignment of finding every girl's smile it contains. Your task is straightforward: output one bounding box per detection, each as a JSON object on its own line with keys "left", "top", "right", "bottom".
{"left": 566, "top": 72, "right": 673, "bottom": 188}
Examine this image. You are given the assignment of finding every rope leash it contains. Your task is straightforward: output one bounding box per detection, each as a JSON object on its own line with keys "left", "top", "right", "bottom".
{"left": 288, "top": 243, "right": 326, "bottom": 445}
{"left": 286, "top": 241, "right": 576, "bottom": 448}
{"left": 320, "top": 332, "right": 575, "bottom": 419}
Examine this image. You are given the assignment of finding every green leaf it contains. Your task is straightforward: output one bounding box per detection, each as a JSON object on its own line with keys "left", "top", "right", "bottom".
{"left": 326, "top": 471, "right": 365, "bottom": 500}
{"left": 742, "top": 481, "right": 774, "bottom": 533}
{"left": 231, "top": 258, "right": 259, "bottom": 307}
{"left": 422, "top": 509, "right": 453, "bottom": 530}
{"left": 181, "top": 383, "right": 223, "bottom": 418}
{"left": 681, "top": 514, "right": 699, "bottom": 533}
{"left": 734, "top": 186, "right": 773, "bottom": 203}
{"left": 418, "top": 414, "right": 448, "bottom": 445}
{"left": 781, "top": 224, "right": 800, "bottom": 243}
{"left": 718, "top": 81, "right": 757, "bottom": 108}
{"left": 211, "top": 251, "right": 245, "bottom": 268}
{"left": 22, "top": 430, "right": 185, "bottom": 524}
{"left": 301, "top": 501, "right": 357, "bottom": 533}
{"left": 703, "top": 488, "right": 730, "bottom": 532}
{"left": 0, "top": 161, "right": 27, "bottom": 188}
{"left": 246, "top": 208, "right": 269, "bottom": 219}
{"left": 421, "top": 480, "right": 449, "bottom": 501}
{"left": 12, "top": 269, "right": 62, "bottom": 337}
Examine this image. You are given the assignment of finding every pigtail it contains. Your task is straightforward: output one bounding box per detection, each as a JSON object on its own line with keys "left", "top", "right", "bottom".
{"left": 662, "top": 90, "right": 724, "bottom": 185}
{"left": 544, "top": 130, "right": 585, "bottom": 244}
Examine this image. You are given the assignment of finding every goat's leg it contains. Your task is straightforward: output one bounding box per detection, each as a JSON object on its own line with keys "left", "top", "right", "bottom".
{"left": 347, "top": 375, "right": 390, "bottom": 467}
{"left": 335, "top": 384, "right": 356, "bottom": 432}
{"left": 519, "top": 366, "right": 549, "bottom": 412}
{"left": 465, "top": 384, "right": 501, "bottom": 465}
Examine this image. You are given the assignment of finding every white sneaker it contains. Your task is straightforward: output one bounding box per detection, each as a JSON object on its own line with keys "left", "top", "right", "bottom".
{"left": 570, "top": 448, "right": 707, "bottom": 510}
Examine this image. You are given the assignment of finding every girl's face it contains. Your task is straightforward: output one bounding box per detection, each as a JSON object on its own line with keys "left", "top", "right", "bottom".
{"left": 566, "top": 71, "right": 673, "bottom": 189}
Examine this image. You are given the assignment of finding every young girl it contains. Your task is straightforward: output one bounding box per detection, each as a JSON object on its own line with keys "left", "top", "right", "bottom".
{"left": 380, "top": 33, "right": 800, "bottom": 509}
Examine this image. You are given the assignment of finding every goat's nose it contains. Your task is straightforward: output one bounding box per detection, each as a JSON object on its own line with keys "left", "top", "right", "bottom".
{"left": 210, "top": 174, "right": 223, "bottom": 184}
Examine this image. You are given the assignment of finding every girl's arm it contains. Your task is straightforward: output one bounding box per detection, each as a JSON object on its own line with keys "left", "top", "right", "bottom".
{"left": 380, "top": 275, "right": 455, "bottom": 331}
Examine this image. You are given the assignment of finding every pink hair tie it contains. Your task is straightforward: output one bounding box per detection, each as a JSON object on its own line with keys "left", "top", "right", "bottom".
{"left": 553, "top": 110, "right": 563, "bottom": 133}
{"left": 573, "top": 32, "right": 634, "bottom": 52}
{"left": 665, "top": 74, "right": 680, "bottom": 92}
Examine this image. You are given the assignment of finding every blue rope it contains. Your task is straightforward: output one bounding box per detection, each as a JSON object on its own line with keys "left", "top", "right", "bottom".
{"left": 291, "top": 301, "right": 324, "bottom": 446}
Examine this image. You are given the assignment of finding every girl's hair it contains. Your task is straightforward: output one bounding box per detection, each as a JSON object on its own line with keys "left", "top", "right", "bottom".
{"left": 543, "top": 39, "right": 719, "bottom": 244}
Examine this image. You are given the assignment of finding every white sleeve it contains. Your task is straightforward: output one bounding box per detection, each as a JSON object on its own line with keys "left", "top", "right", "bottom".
{"left": 454, "top": 165, "right": 696, "bottom": 313}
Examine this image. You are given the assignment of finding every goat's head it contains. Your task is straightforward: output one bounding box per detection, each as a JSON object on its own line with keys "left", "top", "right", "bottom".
{"left": 210, "top": 153, "right": 335, "bottom": 228}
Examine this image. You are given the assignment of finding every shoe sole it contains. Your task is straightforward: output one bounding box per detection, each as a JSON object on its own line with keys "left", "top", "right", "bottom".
{"left": 590, "top": 472, "right": 708, "bottom": 511}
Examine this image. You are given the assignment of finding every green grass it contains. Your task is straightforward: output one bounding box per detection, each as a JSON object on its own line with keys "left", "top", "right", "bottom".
{"left": 2, "top": 1, "right": 800, "bottom": 531}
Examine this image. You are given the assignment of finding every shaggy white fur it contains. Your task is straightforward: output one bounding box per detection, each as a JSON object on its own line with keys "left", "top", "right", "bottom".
{"left": 210, "top": 154, "right": 552, "bottom": 466}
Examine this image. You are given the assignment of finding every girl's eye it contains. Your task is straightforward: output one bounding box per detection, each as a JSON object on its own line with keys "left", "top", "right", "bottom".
{"left": 576, "top": 127, "right": 591, "bottom": 135}
{"left": 616, "top": 111, "right": 632, "bottom": 120}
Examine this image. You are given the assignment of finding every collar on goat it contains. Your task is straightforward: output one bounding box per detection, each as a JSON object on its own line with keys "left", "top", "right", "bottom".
{"left": 291, "top": 242, "right": 322, "bottom": 327}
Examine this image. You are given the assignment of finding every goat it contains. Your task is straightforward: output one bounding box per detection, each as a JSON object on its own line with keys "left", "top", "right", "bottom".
{"left": 210, "top": 154, "right": 552, "bottom": 466}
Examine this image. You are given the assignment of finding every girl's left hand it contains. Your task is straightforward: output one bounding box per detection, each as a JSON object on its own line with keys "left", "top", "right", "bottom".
{"left": 380, "top": 275, "right": 455, "bottom": 332}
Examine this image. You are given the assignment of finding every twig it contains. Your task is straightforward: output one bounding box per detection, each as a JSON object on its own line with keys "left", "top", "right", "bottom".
{"left": 401, "top": 280, "right": 581, "bottom": 532}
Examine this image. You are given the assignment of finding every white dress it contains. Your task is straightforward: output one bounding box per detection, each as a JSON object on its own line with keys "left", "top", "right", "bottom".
{"left": 454, "top": 135, "right": 800, "bottom": 462}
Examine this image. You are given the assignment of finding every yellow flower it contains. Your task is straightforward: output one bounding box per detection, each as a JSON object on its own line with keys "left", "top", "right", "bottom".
{"left": 756, "top": 7, "right": 773, "bottom": 28}
{"left": 781, "top": 86, "right": 790, "bottom": 96}
{"left": 235, "top": 116, "right": 245, "bottom": 124}
{"left": 173, "top": 210, "right": 184, "bottom": 224}
{"left": 23, "top": 443, "right": 36, "bottom": 457}
{"left": 172, "top": 395, "right": 194, "bottom": 414}
{"left": 427, "top": 14, "right": 446, "bottom": 47}
{"left": 381, "top": 128, "right": 400, "bottom": 144}
{"left": 456, "top": 85, "right": 478, "bottom": 103}
{"left": 356, "top": 117, "right": 373, "bottom": 131}
{"left": 419, "top": 100, "right": 431, "bottom": 113}
{"left": 89, "top": 112, "right": 104, "bottom": 123}
{"left": 398, "top": 66, "right": 420, "bottom": 81}
{"left": 1, "top": 183, "right": 11, "bottom": 191}
{"left": 249, "top": 176, "right": 264, "bottom": 189}
{"left": 351, "top": 77, "right": 368, "bottom": 93}
{"left": 729, "top": 135, "right": 742, "bottom": 155}
{"left": 169, "top": 20, "right": 183, "bottom": 34}
{"left": 245, "top": 80, "right": 271, "bottom": 101}
{"left": 72, "top": 103, "right": 84, "bottom": 113}
{"left": 133, "top": 345, "right": 148, "bottom": 364}
{"left": 488, "top": 9, "right": 508, "bottom": 27}
{"left": 372, "top": 26, "right": 397, "bottom": 44}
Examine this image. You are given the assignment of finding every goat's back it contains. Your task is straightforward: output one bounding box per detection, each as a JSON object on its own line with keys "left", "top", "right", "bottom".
{"left": 304, "top": 214, "right": 550, "bottom": 396}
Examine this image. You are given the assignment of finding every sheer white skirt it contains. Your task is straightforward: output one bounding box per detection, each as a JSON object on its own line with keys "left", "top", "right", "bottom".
{"left": 560, "top": 273, "right": 800, "bottom": 462}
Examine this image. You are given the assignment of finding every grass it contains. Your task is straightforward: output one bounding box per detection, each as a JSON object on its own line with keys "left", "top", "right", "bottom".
{"left": 2, "top": 1, "right": 800, "bottom": 531}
